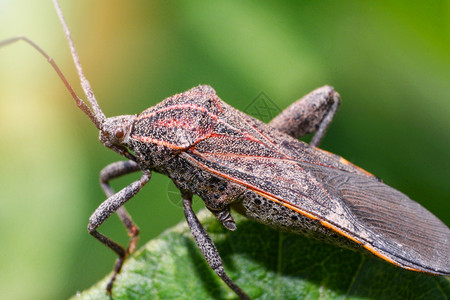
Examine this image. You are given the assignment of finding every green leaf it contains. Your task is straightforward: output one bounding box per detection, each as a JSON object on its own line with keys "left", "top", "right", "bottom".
{"left": 72, "top": 209, "right": 450, "bottom": 300}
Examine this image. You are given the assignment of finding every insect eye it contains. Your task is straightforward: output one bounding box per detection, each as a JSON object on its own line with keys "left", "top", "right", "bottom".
{"left": 115, "top": 128, "right": 125, "bottom": 139}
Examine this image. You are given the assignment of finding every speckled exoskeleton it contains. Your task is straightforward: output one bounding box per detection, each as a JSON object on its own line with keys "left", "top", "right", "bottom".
{"left": 2, "top": 1, "right": 449, "bottom": 299}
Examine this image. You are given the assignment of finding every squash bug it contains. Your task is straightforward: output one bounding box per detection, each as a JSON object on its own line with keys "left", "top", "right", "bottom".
{"left": 1, "top": 1, "right": 449, "bottom": 299}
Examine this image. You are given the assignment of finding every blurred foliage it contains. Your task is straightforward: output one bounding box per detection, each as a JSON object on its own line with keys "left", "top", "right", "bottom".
{"left": 0, "top": 1, "right": 448, "bottom": 299}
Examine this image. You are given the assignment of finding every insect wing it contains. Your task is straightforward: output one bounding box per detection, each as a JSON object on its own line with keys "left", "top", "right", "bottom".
{"left": 304, "top": 162, "right": 450, "bottom": 275}
{"left": 185, "top": 101, "right": 450, "bottom": 276}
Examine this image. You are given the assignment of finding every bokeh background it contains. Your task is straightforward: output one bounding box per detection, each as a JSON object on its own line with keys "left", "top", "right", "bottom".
{"left": 0, "top": 1, "right": 449, "bottom": 299}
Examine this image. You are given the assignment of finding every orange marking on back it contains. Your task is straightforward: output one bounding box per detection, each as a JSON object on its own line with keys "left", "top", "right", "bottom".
{"left": 253, "top": 191, "right": 319, "bottom": 220}
{"left": 132, "top": 135, "right": 187, "bottom": 150}
{"left": 338, "top": 156, "right": 375, "bottom": 177}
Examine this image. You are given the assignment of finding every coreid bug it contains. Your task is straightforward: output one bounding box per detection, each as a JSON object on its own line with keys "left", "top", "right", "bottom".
{"left": 2, "top": 1, "right": 449, "bottom": 299}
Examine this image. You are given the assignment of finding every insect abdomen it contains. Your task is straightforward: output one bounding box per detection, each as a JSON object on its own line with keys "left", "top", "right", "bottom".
{"left": 232, "top": 191, "right": 362, "bottom": 250}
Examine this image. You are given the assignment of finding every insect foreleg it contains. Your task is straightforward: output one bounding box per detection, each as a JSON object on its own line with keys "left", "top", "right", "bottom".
{"left": 269, "top": 85, "right": 341, "bottom": 147}
{"left": 100, "top": 161, "right": 142, "bottom": 253}
{"left": 182, "top": 194, "right": 250, "bottom": 300}
{"left": 89, "top": 165, "right": 150, "bottom": 294}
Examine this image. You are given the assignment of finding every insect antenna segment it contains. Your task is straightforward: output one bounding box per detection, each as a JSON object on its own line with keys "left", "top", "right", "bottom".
{"left": 52, "top": 0, "right": 105, "bottom": 128}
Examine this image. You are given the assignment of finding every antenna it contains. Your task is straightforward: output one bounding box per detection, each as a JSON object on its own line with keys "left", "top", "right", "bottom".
{"left": 52, "top": 0, "right": 105, "bottom": 128}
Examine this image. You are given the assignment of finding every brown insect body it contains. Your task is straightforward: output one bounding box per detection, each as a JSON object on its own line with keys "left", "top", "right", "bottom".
{"left": 109, "top": 85, "right": 450, "bottom": 277}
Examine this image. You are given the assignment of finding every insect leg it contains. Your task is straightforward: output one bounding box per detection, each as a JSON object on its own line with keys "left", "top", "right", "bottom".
{"left": 89, "top": 163, "right": 151, "bottom": 294}
{"left": 182, "top": 194, "right": 250, "bottom": 300}
{"left": 100, "top": 161, "right": 142, "bottom": 253}
{"left": 269, "top": 85, "right": 341, "bottom": 147}
{"left": 208, "top": 207, "right": 237, "bottom": 231}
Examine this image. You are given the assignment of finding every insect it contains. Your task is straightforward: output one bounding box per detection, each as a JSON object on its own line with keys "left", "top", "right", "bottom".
{"left": 1, "top": 1, "right": 449, "bottom": 299}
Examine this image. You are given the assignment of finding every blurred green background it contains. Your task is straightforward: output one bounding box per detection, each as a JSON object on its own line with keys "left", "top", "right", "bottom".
{"left": 0, "top": 1, "right": 448, "bottom": 299}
